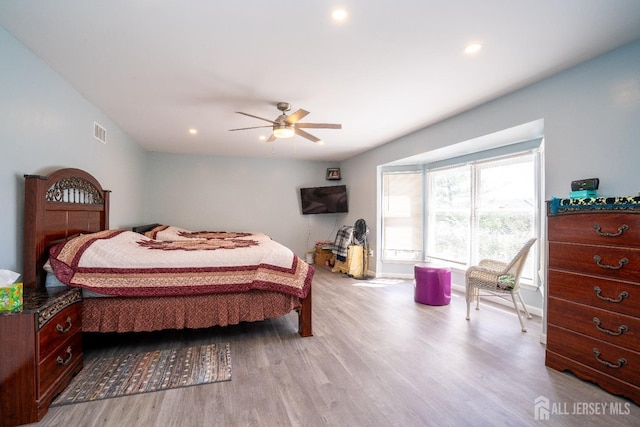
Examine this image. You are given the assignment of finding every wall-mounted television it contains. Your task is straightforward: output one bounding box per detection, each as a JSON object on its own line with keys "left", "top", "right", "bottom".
{"left": 300, "top": 185, "right": 348, "bottom": 215}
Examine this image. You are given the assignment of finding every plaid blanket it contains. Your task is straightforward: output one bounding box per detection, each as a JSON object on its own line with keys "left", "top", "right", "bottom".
{"left": 333, "top": 226, "right": 354, "bottom": 262}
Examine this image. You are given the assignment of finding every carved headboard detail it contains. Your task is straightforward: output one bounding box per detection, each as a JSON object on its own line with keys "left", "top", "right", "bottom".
{"left": 45, "top": 176, "right": 105, "bottom": 204}
{"left": 23, "top": 168, "right": 111, "bottom": 288}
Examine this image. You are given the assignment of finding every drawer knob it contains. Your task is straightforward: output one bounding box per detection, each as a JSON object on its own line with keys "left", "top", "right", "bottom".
{"left": 593, "top": 223, "right": 629, "bottom": 237}
{"left": 593, "top": 255, "right": 628, "bottom": 270}
{"left": 593, "top": 286, "right": 629, "bottom": 303}
{"left": 56, "top": 316, "right": 73, "bottom": 334}
{"left": 56, "top": 346, "right": 73, "bottom": 366}
{"left": 592, "top": 348, "right": 627, "bottom": 369}
{"left": 593, "top": 317, "right": 628, "bottom": 336}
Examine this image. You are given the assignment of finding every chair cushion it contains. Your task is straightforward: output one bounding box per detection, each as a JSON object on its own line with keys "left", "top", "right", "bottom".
{"left": 497, "top": 274, "right": 516, "bottom": 290}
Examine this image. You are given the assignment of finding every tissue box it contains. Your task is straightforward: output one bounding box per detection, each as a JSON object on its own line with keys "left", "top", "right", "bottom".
{"left": 0, "top": 282, "right": 23, "bottom": 311}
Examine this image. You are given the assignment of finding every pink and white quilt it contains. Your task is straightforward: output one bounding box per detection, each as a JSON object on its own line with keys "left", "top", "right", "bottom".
{"left": 48, "top": 226, "right": 313, "bottom": 298}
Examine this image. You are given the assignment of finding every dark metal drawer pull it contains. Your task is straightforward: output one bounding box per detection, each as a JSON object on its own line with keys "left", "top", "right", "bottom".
{"left": 593, "top": 286, "right": 629, "bottom": 303}
{"left": 593, "top": 317, "right": 628, "bottom": 336}
{"left": 593, "top": 255, "right": 628, "bottom": 270}
{"left": 56, "top": 346, "right": 73, "bottom": 366}
{"left": 592, "top": 348, "right": 627, "bottom": 369}
{"left": 56, "top": 316, "right": 72, "bottom": 333}
{"left": 593, "top": 223, "right": 629, "bottom": 237}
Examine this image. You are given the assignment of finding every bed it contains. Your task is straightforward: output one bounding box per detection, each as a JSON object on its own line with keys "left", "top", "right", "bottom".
{"left": 23, "top": 167, "right": 313, "bottom": 337}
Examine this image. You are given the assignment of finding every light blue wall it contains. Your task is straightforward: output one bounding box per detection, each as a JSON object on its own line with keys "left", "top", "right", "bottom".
{"left": 339, "top": 40, "right": 640, "bottom": 309}
{"left": 144, "top": 152, "right": 342, "bottom": 257}
{"left": 342, "top": 40, "right": 640, "bottom": 262}
{"left": 0, "top": 26, "right": 147, "bottom": 274}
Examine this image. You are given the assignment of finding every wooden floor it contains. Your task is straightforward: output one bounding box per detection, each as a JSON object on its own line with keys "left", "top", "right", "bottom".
{"left": 30, "top": 267, "right": 637, "bottom": 427}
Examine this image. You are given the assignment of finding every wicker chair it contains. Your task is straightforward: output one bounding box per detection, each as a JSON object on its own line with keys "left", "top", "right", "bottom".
{"left": 465, "top": 238, "right": 537, "bottom": 332}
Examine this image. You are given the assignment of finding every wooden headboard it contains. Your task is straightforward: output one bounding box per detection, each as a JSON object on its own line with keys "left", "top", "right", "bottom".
{"left": 23, "top": 168, "right": 110, "bottom": 288}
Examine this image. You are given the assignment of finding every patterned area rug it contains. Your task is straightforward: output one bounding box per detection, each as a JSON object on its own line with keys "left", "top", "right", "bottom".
{"left": 52, "top": 343, "right": 231, "bottom": 406}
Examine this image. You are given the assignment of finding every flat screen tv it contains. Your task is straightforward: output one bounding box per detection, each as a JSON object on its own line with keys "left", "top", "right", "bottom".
{"left": 300, "top": 185, "right": 348, "bottom": 214}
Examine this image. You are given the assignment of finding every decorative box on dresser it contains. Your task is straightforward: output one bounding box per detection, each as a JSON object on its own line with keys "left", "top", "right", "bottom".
{"left": 0, "top": 286, "right": 82, "bottom": 427}
{"left": 546, "top": 197, "right": 640, "bottom": 405}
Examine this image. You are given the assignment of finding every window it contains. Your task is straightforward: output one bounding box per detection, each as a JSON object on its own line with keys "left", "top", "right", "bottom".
{"left": 381, "top": 170, "right": 423, "bottom": 261}
{"left": 426, "top": 164, "right": 470, "bottom": 266}
{"left": 427, "top": 153, "right": 536, "bottom": 280}
{"left": 381, "top": 142, "right": 541, "bottom": 285}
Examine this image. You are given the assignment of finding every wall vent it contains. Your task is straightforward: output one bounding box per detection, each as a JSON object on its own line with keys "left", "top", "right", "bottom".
{"left": 93, "top": 122, "right": 107, "bottom": 144}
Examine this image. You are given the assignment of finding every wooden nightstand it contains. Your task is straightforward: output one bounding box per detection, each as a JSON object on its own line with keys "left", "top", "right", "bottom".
{"left": 0, "top": 286, "right": 82, "bottom": 427}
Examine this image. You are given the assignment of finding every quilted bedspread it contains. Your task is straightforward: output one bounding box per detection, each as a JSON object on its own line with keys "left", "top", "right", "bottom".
{"left": 48, "top": 227, "right": 313, "bottom": 298}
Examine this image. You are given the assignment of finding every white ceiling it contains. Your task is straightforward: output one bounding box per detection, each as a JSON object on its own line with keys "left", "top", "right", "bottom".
{"left": 2, "top": 1, "right": 640, "bottom": 162}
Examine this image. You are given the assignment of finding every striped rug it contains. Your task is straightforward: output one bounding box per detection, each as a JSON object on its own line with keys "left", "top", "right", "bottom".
{"left": 52, "top": 343, "right": 231, "bottom": 406}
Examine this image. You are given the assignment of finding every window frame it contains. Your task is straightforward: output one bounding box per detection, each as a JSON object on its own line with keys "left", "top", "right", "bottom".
{"left": 379, "top": 138, "right": 543, "bottom": 289}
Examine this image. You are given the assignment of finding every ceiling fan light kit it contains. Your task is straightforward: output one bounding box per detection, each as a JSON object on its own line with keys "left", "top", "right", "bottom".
{"left": 273, "top": 125, "right": 295, "bottom": 139}
{"left": 229, "top": 102, "right": 342, "bottom": 143}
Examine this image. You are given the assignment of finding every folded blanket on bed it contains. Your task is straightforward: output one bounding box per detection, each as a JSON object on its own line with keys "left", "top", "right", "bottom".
{"left": 143, "top": 224, "right": 256, "bottom": 241}
{"left": 48, "top": 228, "right": 313, "bottom": 298}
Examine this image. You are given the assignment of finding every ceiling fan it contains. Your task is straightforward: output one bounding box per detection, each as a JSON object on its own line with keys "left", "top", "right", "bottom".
{"left": 229, "top": 102, "right": 342, "bottom": 144}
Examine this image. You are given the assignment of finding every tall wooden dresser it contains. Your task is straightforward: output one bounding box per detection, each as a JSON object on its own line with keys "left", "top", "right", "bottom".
{"left": 546, "top": 197, "right": 640, "bottom": 404}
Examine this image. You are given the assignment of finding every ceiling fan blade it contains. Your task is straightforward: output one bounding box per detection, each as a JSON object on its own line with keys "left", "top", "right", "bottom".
{"left": 295, "top": 128, "right": 322, "bottom": 143}
{"left": 285, "top": 109, "right": 310, "bottom": 125}
{"left": 229, "top": 125, "right": 273, "bottom": 131}
{"left": 236, "top": 111, "right": 277, "bottom": 124}
{"left": 295, "top": 123, "right": 342, "bottom": 129}
{"left": 266, "top": 133, "right": 277, "bottom": 143}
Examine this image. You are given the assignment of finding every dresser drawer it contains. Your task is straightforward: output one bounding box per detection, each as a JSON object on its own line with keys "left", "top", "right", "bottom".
{"left": 547, "top": 324, "right": 640, "bottom": 385}
{"left": 548, "top": 297, "right": 640, "bottom": 350}
{"left": 549, "top": 242, "right": 640, "bottom": 281}
{"left": 39, "top": 302, "right": 81, "bottom": 360}
{"left": 547, "top": 270, "right": 640, "bottom": 317}
{"left": 38, "top": 332, "right": 82, "bottom": 397}
{"left": 548, "top": 212, "right": 640, "bottom": 247}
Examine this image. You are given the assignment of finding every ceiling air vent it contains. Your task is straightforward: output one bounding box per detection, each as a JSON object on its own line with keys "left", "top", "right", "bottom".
{"left": 93, "top": 122, "right": 107, "bottom": 144}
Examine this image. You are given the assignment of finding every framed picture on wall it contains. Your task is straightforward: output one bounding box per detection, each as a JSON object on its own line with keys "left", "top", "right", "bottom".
{"left": 326, "top": 168, "right": 341, "bottom": 180}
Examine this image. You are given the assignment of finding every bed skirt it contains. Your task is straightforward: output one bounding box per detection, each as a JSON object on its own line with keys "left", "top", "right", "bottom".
{"left": 81, "top": 291, "right": 301, "bottom": 333}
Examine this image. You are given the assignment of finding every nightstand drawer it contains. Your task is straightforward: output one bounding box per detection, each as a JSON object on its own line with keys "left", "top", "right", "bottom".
{"left": 38, "top": 332, "right": 82, "bottom": 397}
{"left": 39, "top": 302, "right": 81, "bottom": 360}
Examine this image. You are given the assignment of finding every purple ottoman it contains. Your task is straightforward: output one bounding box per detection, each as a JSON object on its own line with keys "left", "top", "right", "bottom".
{"left": 414, "top": 264, "right": 451, "bottom": 306}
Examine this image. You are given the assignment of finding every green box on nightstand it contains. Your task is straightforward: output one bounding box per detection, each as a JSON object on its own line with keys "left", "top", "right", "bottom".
{"left": 0, "top": 282, "right": 23, "bottom": 311}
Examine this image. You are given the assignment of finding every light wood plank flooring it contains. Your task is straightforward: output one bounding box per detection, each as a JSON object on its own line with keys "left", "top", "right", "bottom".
{"left": 29, "top": 267, "right": 638, "bottom": 426}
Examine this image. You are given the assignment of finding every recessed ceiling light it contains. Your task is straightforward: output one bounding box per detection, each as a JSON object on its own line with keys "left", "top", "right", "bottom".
{"left": 188, "top": 128, "right": 198, "bottom": 135}
{"left": 464, "top": 43, "right": 482, "bottom": 55}
{"left": 259, "top": 135, "right": 266, "bottom": 141}
{"left": 331, "top": 9, "right": 348, "bottom": 21}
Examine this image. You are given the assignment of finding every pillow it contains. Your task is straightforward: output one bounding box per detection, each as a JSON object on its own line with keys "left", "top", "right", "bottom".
{"left": 45, "top": 271, "right": 67, "bottom": 288}
{"left": 497, "top": 274, "right": 516, "bottom": 290}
